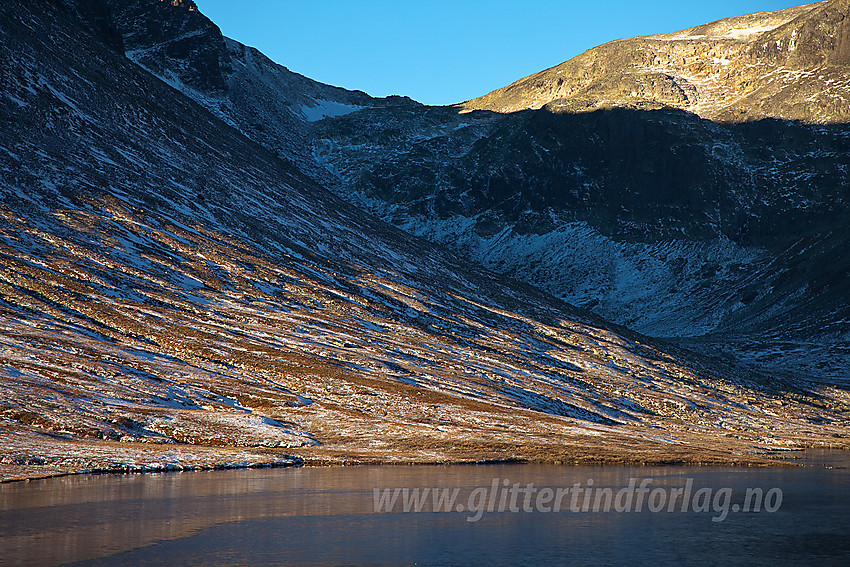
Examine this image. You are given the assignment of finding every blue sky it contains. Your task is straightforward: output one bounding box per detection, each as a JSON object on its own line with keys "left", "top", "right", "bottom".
{"left": 194, "top": 1, "right": 804, "bottom": 106}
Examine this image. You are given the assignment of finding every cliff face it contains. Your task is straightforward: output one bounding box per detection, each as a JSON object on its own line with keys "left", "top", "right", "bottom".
{"left": 461, "top": 1, "right": 850, "bottom": 124}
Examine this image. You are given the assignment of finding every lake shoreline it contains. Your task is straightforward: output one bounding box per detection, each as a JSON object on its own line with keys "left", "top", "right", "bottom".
{"left": 4, "top": 444, "right": 847, "bottom": 484}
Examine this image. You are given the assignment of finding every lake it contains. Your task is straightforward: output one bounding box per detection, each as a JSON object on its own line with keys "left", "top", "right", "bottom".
{"left": 1, "top": 450, "right": 848, "bottom": 566}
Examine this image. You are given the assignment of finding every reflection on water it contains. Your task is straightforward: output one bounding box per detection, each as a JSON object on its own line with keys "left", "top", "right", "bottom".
{"left": 0, "top": 450, "right": 848, "bottom": 566}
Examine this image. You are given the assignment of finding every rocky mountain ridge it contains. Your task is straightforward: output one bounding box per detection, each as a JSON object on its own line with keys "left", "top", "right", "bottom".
{"left": 462, "top": 0, "right": 850, "bottom": 124}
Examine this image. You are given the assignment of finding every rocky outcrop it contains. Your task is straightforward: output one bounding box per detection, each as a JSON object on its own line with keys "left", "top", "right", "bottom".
{"left": 105, "top": 0, "right": 232, "bottom": 92}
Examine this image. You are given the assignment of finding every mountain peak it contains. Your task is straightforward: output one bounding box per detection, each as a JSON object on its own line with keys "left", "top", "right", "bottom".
{"left": 460, "top": 0, "right": 850, "bottom": 123}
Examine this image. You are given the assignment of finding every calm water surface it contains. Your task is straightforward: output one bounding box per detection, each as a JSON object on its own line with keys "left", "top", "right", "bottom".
{"left": 1, "top": 449, "right": 848, "bottom": 566}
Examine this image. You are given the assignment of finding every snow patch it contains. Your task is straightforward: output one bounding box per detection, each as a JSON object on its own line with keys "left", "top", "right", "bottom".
{"left": 722, "top": 25, "right": 778, "bottom": 39}
{"left": 299, "top": 99, "right": 364, "bottom": 122}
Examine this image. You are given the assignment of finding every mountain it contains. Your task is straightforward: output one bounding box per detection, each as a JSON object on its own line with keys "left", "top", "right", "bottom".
{"left": 300, "top": 2, "right": 850, "bottom": 383}
{"left": 104, "top": 0, "right": 421, "bottom": 184}
{"left": 461, "top": 0, "right": 850, "bottom": 123}
{"left": 102, "top": 0, "right": 850, "bottom": 384}
{"left": 1, "top": 0, "right": 847, "bottom": 481}
{"left": 318, "top": 107, "right": 850, "bottom": 381}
